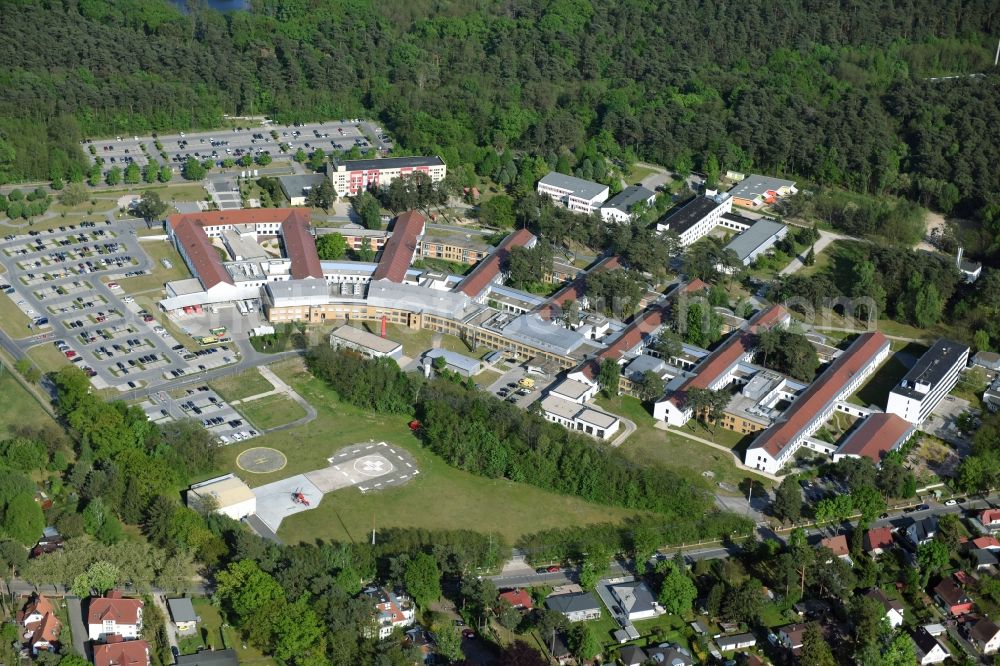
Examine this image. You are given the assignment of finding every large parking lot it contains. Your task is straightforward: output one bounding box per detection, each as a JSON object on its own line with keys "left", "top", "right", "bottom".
{"left": 139, "top": 385, "right": 260, "bottom": 445}
{"left": 85, "top": 120, "right": 393, "bottom": 178}
{"left": 484, "top": 364, "right": 556, "bottom": 408}
{"left": 0, "top": 225, "right": 237, "bottom": 391}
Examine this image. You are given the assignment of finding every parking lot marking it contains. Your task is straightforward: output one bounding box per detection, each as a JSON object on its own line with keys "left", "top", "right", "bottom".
{"left": 405, "top": 462, "right": 413, "bottom": 468}
{"left": 399, "top": 474, "right": 409, "bottom": 480}
{"left": 389, "top": 448, "right": 396, "bottom": 453}
{"left": 374, "top": 483, "right": 382, "bottom": 488}
{"left": 365, "top": 444, "right": 373, "bottom": 449}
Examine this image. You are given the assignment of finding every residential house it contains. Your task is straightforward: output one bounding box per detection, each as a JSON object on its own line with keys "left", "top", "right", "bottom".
{"left": 364, "top": 587, "right": 415, "bottom": 640}
{"left": 175, "top": 649, "right": 240, "bottom": 666}
{"left": 864, "top": 526, "right": 895, "bottom": 557}
{"left": 912, "top": 630, "right": 950, "bottom": 665}
{"left": 93, "top": 639, "right": 151, "bottom": 666}
{"left": 404, "top": 626, "right": 435, "bottom": 663}
{"left": 971, "top": 535, "right": 1000, "bottom": 550}
{"left": 716, "top": 633, "right": 756, "bottom": 652}
{"left": 608, "top": 580, "right": 660, "bottom": 622}
{"left": 549, "top": 632, "right": 574, "bottom": 666}
{"left": 167, "top": 598, "right": 197, "bottom": 636}
{"left": 18, "top": 594, "right": 61, "bottom": 654}
{"left": 971, "top": 619, "right": 1000, "bottom": 655}
{"left": 978, "top": 508, "right": 1000, "bottom": 533}
{"left": 498, "top": 589, "right": 533, "bottom": 610}
{"left": 645, "top": 643, "right": 694, "bottom": 666}
{"left": 778, "top": 623, "right": 808, "bottom": 651}
{"left": 618, "top": 644, "right": 647, "bottom": 666}
{"left": 905, "top": 516, "right": 939, "bottom": 547}
{"left": 934, "top": 575, "right": 974, "bottom": 617}
{"left": 545, "top": 592, "right": 602, "bottom": 622}
{"left": 866, "top": 589, "right": 905, "bottom": 629}
{"left": 31, "top": 526, "right": 64, "bottom": 558}
{"left": 819, "top": 535, "right": 853, "bottom": 565}
{"left": 328, "top": 156, "right": 446, "bottom": 197}
{"left": 971, "top": 548, "right": 999, "bottom": 571}
{"left": 87, "top": 593, "right": 143, "bottom": 642}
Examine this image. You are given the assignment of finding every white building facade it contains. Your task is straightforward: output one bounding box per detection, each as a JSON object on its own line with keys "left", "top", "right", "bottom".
{"left": 886, "top": 339, "right": 969, "bottom": 424}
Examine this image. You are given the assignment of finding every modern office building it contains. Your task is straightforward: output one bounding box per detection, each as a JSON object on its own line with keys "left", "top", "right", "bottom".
{"left": 328, "top": 156, "right": 446, "bottom": 197}
{"left": 886, "top": 339, "right": 969, "bottom": 424}
{"left": 655, "top": 193, "right": 738, "bottom": 247}
{"left": 536, "top": 172, "right": 609, "bottom": 213}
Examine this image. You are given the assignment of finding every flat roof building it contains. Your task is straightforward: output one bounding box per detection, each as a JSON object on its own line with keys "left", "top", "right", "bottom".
{"left": 725, "top": 219, "right": 788, "bottom": 266}
{"left": 423, "top": 348, "right": 482, "bottom": 377}
{"left": 886, "top": 339, "right": 969, "bottom": 424}
{"left": 186, "top": 474, "right": 256, "bottom": 521}
{"left": 329, "top": 156, "right": 446, "bottom": 197}
{"left": 600, "top": 185, "right": 656, "bottom": 224}
{"left": 277, "top": 174, "right": 326, "bottom": 207}
{"left": 537, "top": 172, "right": 609, "bottom": 214}
{"left": 655, "top": 193, "right": 737, "bottom": 247}
{"left": 729, "top": 175, "right": 798, "bottom": 208}
{"left": 329, "top": 324, "right": 403, "bottom": 360}
{"left": 539, "top": 394, "right": 620, "bottom": 440}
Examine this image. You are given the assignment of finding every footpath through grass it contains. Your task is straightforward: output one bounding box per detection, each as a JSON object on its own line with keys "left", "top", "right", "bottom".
{"left": 237, "top": 393, "right": 307, "bottom": 430}
{"left": 216, "top": 359, "right": 640, "bottom": 544}
{"left": 210, "top": 368, "right": 274, "bottom": 402}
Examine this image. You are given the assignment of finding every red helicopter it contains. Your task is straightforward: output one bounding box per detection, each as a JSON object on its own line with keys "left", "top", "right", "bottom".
{"left": 291, "top": 488, "right": 311, "bottom": 507}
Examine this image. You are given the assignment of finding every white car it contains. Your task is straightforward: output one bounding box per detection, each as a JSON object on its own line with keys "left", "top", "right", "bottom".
{"left": 945, "top": 499, "right": 959, "bottom": 506}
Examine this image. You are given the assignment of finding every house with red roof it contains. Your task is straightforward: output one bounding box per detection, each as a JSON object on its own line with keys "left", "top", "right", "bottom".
{"left": 93, "top": 639, "right": 150, "bottom": 666}
{"left": 864, "top": 526, "right": 895, "bottom": 557}
{"left": 745, "top": 331, "right": 891, "bottom": 474}
{"left": 818, "top": 535, "right": 853, "bottom": 565}
{"left": 933, "top": 575, "right": 973, "bottom": 617}
{"left": 978, "top": 509, "right": 1000, "bottom": 533}
{"left": 87, "top": 593, "right": 144, "bottom": 642}
{"left": 498, "top": 588, "right": 533, "bottom": 610}
{"left": 18, "top": 594, "right": 61, "bottom": 654}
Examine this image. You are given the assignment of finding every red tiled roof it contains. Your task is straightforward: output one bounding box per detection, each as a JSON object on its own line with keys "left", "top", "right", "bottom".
{"left": 820, "top": 535, "right": 849, "bottom": 557}
{"left": 981, "top": 509, "right": 1000, "bottom": 525}
{"left": 93, "top": 640, "right": 150, "bottom": 666}
{"left": 88, "top": 597, "right": 143, "bottom": 626}
{"left": 681, "top": 278, "right": 709, "bottom": 294}
{"left": 537, "top": 255, "right": 620, "bottom": 320}
{"left": 971, "top": 536, "right": 1000, "bottom": 550}
{"left": 456, "top": 228, "right": 535, "bottom": 297}
{"left": 167, "top": 208, "right": 320, "bottom": 288}
{"left": 171, "top": 218, "right": 232, "bottom": 290}
{"left": 864, "top": 527, "right": 894, "bottom": 552}
{"left": 23, "top": 594, "right": 55, "bottom": 619}
{"left": 280, "top": 211, "right": 323, "bottom": 279}
{"left": 668, "top": 305, "right": 788, "bottom": 408}
{"left": 499, "top": 588, "right": 533, "bottom": 610}
{"left": 836, "top": 413, "right": 913, "bottom": 462}
{"left": 372, "top": 211, "right": 426, "bottom": 282}
{"left": 750, "top": 331, "right": 889, "bottom": 458}
{"left": 31, "top": 611, "right": 61, "bottom": 646}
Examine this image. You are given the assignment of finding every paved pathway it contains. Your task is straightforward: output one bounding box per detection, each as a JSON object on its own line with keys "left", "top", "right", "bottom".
{"left": 608, "top": 414, "right": 636, "bottom": 447}
{"left": 66, "top": 596, "right": 88, "bottom": 659}
{"left": 255, "top": 364, "right": 317, "bottom": 432}
{"left": 152, "top": 593, "right": 180, "bottom": 653}
{"left": 779, "top": 229, "right": 846, "bottom": 275}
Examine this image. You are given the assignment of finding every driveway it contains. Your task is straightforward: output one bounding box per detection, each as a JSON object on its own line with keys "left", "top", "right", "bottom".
{"left": 779, "top": 229, "right": 846, "bottom": 275}
{"left": 152, "top": 593, "right": 180, "bottom": 653}
{"left": 66, "top": 596, "right": 89, "bottom": 659}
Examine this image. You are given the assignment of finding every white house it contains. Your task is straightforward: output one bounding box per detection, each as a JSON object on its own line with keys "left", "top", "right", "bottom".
{"left": 886, "top": 339, "right": 969, "bottom": 425}
{"left": 186, "top": 474, "right": 257, "bottom": 521}
{"left": 545, "top": 592, "right": 602, "bottom": 622}
{"left": 866, "top": 589, "right": 904, "bottom": 629}
{"left": 608, "top": 581, "right": 660, "bottom": 622}
{"left": 972, "top": 619, "right": 1000, "bottom": 655}
{"left": 548, "top": 378, "right": 599, "bottom": 405}
{"left": 913, "top": 631, "right": 950, "bottom": 665}
{"left": 539, "top": 394, "right": 620, "bottom": 440}
{"left": 364, "top": 587, "right": 415, "bottom": 640}
{"left": 87, "top": 594, "right": 143, "bottom": 642}
{"left": 537, "top": 172, "right": 609, "bottom": 214}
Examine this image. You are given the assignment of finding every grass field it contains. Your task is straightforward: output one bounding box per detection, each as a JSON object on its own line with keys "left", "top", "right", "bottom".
{"left": 849, "top": 356, "right": 908, "bottom": 407}
{"left": 184, "top": 598, "right": 275, "bottom": 665}
{"left": 210, "top": 368, "right": 274, "bottom": 402}
{"left": 627, "top": 165, "right": 658, "bottom": 185}
{"left": 120, "top": 239, "right": 191, "bottom": 293}
{"left": 595, "top": 394, "right": 773, "bottom": 489}
{"left": 0, "top": 367, "right": 56, "bottom": 436}
{"left": 237, "top": 393, "right": 307, "bottom": 430}
{"left": 214, "top": 359, "right": 640, "bottom": 544}
{"left": 0, "top": 290, "right": 32, "bottom": 335}
{"left": 27, "top": 343, "right": 71, "bottom": 374}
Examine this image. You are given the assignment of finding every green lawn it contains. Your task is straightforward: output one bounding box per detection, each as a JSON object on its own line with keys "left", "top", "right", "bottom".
{"left": 0, "top": 366, "right": 56, "bottom": 436}
{"left": 27, "top": 343, "right": 72, "bottom": 374}
{"left": 236, "top": 393, "right": 307, "bottom": 430}
{"left": 627, "top": 165, "right": 658, "bottom": 185}
{"left": 119, "top": 239, "right": 191, "bottom": 293}
{"left": 0, "top": 290, "right": 32, "bottom": 335}
{"left": 185, "top": 598, "right": 275, "bottom": 665}
{"left": 594, "top": 395, "right": 772, "bottom": 490}
{"left": 849, "top": 356, "right": 908, "bottom": 407}
{"left": 210, "top": 368, "right": 275, "bottom": 402}
{"left": 215, "top": 360, "right": 640, "bottom": 544}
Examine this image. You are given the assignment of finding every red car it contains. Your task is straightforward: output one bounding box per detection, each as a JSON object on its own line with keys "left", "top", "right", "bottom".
{"left": 547, "top": 565, "right": 560, "bottom": 573}
{"left": 64, "top": 350, "right": 77, "bottom": 358}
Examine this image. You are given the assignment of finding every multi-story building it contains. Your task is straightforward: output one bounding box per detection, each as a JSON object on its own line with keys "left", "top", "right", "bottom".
{"left": 536, "top": 172, "right": 609, "bottom": 213}
{"left": 87, "top": 593, "right": 144, "bottom": 642}
{"left": 655, "top": 193, "right": 737, "bottom": 247}
{"left": 744, "top": 331, "right": 891, "bottom": 474}
{"left": 832, "top": 413, "right": 915, "bottom": 464}
{"left": 94, "top": 641, "right": 150, "bottom": 666}
{"left": 600, "top": 184, "right": 656, "bottom": 223}
{"left": 886, "top": 339, "right": 969, "bottom": 424}
{"left": 328, "top": 156, "right": 446, "bottom": 197}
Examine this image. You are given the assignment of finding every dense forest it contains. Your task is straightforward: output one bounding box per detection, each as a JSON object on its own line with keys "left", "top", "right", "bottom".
{"left": 0, "top": 0, "right": 998, "bottom": 215}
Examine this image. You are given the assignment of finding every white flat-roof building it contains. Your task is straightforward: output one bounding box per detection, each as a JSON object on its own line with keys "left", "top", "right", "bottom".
{"left": 539, "top": 394, "right": 620, "bottom": 440}
{"left": 548, "top": 378, "right": 598, "bottom": 404}
{"left": 186, "top": 474, "right": 256, "bottom": 521}
{"left": 537, "top": 172, "right": 609, "bottom": 214}
{"left": 329, "top": 157, "right": 446, "bottom": 197}
{"left": 886, "top": 339, "right": 969, "bottom": 424}
{"left": 724, "top": 219, "right": 788, "bottom": 266}
{"left": 729, "top": 175, "right": 797, "bottom": 208}
{"left": 329, "top": 325, "right": 403, "bottom": 360}
{"left": 655, "top": 193, "right": 736, "bottom": 247}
